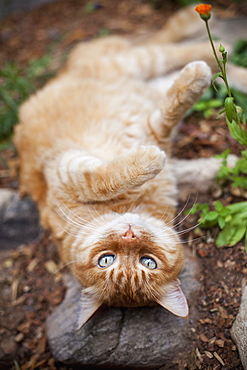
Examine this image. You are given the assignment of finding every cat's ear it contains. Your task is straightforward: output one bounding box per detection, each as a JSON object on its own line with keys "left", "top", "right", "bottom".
{"left": 157, "top": 280, "right": 188, "bottom": 318}
{"left": 77, "top": 290, "right": 102, "bottom": 330}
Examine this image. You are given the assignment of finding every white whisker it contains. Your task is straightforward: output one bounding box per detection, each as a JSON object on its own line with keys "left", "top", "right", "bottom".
{"left": 54, "top": 260, "right": 78, "bottom": 273}
{"left": 167, "top": 194, "right": 197, "bottom": 229}
{"left": 179, "top": 236, "right": 203, "bottom": 244}
{"left": 57, "top": 222, "right": 79, "bottom": 237}
{"left": 55, "top": 199, "right": 99, "bottom": 231}
{"left": 144, "top": 280, "right": 158, "bottom": 301}
{"left": 176, "top": 216, "right": 207, "bottom": 235}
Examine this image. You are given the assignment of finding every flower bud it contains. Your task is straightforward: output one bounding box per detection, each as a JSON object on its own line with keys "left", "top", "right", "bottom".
{"left": 194, "top": 4, "right": 212, "bottom": 21}
{"left": 219, "top": 44, "right": 225, "bottom": 53}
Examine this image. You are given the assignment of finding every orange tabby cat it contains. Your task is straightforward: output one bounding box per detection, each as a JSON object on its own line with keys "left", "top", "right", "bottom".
{"left": 13, "top": 6, "right": 244, "bottom": 329}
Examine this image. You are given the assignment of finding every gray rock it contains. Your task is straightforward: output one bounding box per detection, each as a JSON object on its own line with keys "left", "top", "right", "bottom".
{"left": 0, "top": 189, "right": 42, "bottom": 250}
{"left": 0, "top": 0, "right": 61, "bottom": 20}
{"left": 231, "top": 279, "right": 247, "bottom": 370}
{"left": 173, "top": 155, "right": 238, "bottom": 201}
{"left": 46, "top": 250, "right": 200, "bottom": 368}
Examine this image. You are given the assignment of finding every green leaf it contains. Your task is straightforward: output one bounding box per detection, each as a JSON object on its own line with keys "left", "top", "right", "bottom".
{"left": 218, "top": 216, "right": 225, "bottom": 229}
{"left": 220, "top": 207, "right": 231, "bottom": 218}
{"left": 232, "top": 177, "right": 247, "bottom": 189}
{"left": 0, "top": 88, "right": 18, "bottom": 113}
{"left": 227, "top": 201, "right": 247, "bottom": 214}
{"left": 203, "top": 108, "right": 214, "bottom": 119}
{"left": 97, "top": 27, "right": 110, "bottom": 37}
{"left": 206, "top": 211, "right": 219, "bottom": 221}
{"left": 224, "top": 97, "right": 234, "bottom": 122}
{"left": 215, "top": 201, "right": 223, "bottom": 212}
{"left": 208, "top": 99, "right": 224, "bottom": 108}
{"left": 212, "top": 72, "right": 224, "bottom": 91}
{"left": 216, "top": 222, "right": 247, "bottom": 246}
{"left": 241, "top": 150, "right": 247, "bottom": 160}
{"left": 231, "top": 39, "right": 247, "bottom": 68}
{"left": 215, "top": 149, "right": 231, "bottom": 160}
{"left": 227, "top": 119, "right": 247, "bottom": 146}
{"left": 225, "top": 214, "right": 232, "bottom": 223}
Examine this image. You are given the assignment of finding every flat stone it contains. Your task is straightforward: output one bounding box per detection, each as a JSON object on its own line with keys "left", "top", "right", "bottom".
{"left": 173, "top": 155, "right": 237, "bottom": 201}
{"left": 0, "top": 190, "right": 42, "bottom": 250}
{"left": 231, "top": 279, "right": 247, "bottom": 370}
{"left": 46, "top": 249, "right": 200, "bottom": 368}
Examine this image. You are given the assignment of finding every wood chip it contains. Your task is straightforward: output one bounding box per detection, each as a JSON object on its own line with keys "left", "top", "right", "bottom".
{"left": 15, "top": 332, "right": 24, "bottom": 342}
{"left": 199, "top": 333, "right": 208, "bottom": 342}
{"left": 13, "top": 360, "right": 21, "bottom": 370}
{"left": 213, "top": 352, "right": 225, "bottom": 366}
{"left": 44, "top": 260, "right": 58, "bottom": 274}
{"left": 215, "top": 339, "right": 224, "bottom": 347}
{"left": 199, "top": 318, "right": 213, "bottom": 324}
{"left": 11, "top": 278, "right": 19, "bottom": 301}
{"left": 205, "top": 350, "right": 213, "bottom": 359}
{"left": 37, "top": 334, "right": 46, "bottom": 354}
{"left": 196, "top": 348, "right": 203, "bottom": 363}
{"left": 27, "top": 258, "right": 39, "bottom": 272}
{"left": 11, "top": 295, "right": 26, "bottom": 306}
{"left": 209, "top": 337, "right": 216, "bottom": 344}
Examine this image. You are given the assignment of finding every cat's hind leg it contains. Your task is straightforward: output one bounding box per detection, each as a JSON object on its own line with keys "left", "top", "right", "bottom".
{"left": 149, "top": 61, "right": 212, "bottom": 146}
{"left": 46, "top": 146, "right": 166, "bottom": 203}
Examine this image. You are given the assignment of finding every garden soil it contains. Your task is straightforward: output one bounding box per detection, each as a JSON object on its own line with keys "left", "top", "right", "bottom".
{"left": 0, "top": 0, "right": 247, "bottom": 369}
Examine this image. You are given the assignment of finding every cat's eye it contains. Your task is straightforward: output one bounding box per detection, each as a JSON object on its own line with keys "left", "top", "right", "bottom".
{"left": 98, "top": 254, "right": 116, "bottom": 268}
{"left": 140, "top": 256, "right": 157, "bottom": 270}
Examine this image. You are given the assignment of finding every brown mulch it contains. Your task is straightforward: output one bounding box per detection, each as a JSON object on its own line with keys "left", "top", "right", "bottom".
{"left": 0, "top": 0, "right": 247, "bottom": 369}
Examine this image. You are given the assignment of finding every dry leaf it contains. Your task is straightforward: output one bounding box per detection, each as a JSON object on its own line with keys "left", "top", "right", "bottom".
{"left": 215, "top": 339, "right": 224, "bottom": 348}
{"left": 199, "top": 334, "right": 208, "bottom": 342}
{"left": 15, "top": 332, "right": 24, "bottom": 343}
{"left": 196, "top": 348, "right": 203, "bottom": 363}
{"left": 204, "top": 351, "right": 213, "bottom": 359}
{"left": 213, "top": 351, "right": 225, "bottom": 366}
{"left": 27, "top": 258, "right": 39, "bottom": 272}
{"left": 11, "top": 278, "right": 19, "bottom": 301}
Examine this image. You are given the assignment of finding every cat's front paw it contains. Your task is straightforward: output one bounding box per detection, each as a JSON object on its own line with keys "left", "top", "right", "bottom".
{"left": 180, "top": 61, "right": 212, "bottom": 92}
{"left": 131, "top": 145, "right": 166, "bottom": 179}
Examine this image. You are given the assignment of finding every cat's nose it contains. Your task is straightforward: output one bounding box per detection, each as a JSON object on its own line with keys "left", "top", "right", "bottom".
{"left": 122, "top": 224, "right": 136, "bottom": 241}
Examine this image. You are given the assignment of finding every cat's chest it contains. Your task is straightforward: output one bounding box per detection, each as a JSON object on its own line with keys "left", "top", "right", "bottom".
{"left": 76, "top": 81, "right": 162, "bottom": 159}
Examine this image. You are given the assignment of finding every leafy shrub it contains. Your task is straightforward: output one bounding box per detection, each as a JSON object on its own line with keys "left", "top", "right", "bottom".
{"left": 0, "top": 55, "right": 53, "bottom": 142}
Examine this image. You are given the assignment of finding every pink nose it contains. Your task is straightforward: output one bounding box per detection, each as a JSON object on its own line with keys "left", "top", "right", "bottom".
{"left": 122, "top": 224, "right": 136, "bottom": 241}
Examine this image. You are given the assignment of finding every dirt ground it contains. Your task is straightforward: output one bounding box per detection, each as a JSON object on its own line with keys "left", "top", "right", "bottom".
{"left": 0, "top": 0, "right": 247, "bottom": 369}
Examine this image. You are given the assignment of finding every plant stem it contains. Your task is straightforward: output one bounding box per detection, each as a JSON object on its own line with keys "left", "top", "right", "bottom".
{"left": 205, "top": 20, "right": 232, "bottom": 97}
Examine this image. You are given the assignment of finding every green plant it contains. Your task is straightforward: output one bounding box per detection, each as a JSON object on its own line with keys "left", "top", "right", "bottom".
{"left": 231, "top": 39, "right": 247, "bottom": 68}
{"left": 188, "top": 81, "right": 247, "bottom": 119}
{"left": 191, "top": 4, "right": 247, "bottom": 249}
{"left": 97, "top": 27, "right": 110, "bottom": 37}
{"left": 0, "top": 55, "right": 53, "bottom": 142}
{"left": 190, "top": 201, "right": 247, "bottom": 248}
{"left": 216, "top": 149, "right": 247, "bottom": 189}
{"left": 84, "top": 1, "right": 102, "bottom": 14}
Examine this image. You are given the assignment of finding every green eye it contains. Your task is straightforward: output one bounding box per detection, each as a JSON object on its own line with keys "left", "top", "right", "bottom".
{"left": 98, "top": 254, "right": 116, "bottom": 268}
{"left": 140, "top": 256, "right": 157, "bottom": 270}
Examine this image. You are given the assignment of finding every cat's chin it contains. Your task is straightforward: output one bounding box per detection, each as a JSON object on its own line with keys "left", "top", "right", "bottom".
{"left": 104, "top": 301, "right": 158, "bottom": 308}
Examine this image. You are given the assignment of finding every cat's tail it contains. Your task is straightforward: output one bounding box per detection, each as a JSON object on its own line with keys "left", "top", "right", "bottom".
{"left": 45, "top": 146, "right": 166, "bottom": 202}
{"left": 144, "top": 5, "right": 206, "bottom": 44}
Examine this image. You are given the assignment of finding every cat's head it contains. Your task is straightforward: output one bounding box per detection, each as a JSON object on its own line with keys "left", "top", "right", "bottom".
{"left": 71, "top": 212, "right": 188, "bottom": 329}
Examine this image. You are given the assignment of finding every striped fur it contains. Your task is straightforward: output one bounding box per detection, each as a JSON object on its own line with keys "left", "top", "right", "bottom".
{"left": 14, "top": 5, "right": 247, "bottom": 328}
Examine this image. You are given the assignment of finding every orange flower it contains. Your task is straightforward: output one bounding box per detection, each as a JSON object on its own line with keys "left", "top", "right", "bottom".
{"left": 194, "top": 4, "right": 212, "bottom": 20}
